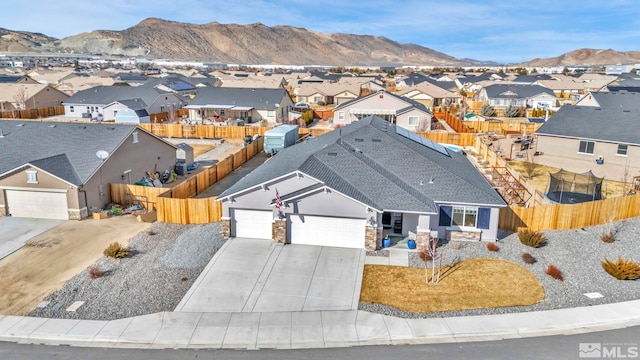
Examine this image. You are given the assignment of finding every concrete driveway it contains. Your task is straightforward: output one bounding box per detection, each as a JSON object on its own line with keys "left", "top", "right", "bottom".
{"left": 175, "top": 238, "right": 365, "bottom": 313}
{"left": 0, "top": 217, "right": 65, "bottom": 260}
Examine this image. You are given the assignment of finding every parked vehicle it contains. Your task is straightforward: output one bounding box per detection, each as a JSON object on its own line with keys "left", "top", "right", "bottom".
{"left": 294, "top": 102, "right": 310, "bottom": 111}
{"left": 264, "top": 125, "right": 299, "bottom": 155}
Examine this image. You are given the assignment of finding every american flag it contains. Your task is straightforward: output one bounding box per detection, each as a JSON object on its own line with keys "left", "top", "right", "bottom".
{"left": 275, "top": 189, "right": 282, "bottom": 210}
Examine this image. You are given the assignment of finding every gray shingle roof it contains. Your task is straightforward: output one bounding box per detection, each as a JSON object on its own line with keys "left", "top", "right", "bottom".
{"left": 0, "top": 121, "right": 138, "bottom": 185}
{"left": 586, "top": 91, "right": 640, "bottom": 109}
{"left": 64, "top": 85, "right": 171, "bottom": 107}
{"left": 334, "top": 90, "right": 432, "bottom": 115}
{"left": 483, "top": 84, "right": 556, "bottom": 99}
{"left": 536, "top": 105, "right": 640, "bottom": 145}
{"left": 220, "top": 117, "right": 505, "bottom": 212}
{"left": 189, "top": 87, "right": 289, "bottom": 110}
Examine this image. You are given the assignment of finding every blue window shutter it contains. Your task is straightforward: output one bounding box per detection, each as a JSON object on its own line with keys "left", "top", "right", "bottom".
{"left": 439, "top": 206, "right": 452, "bottom": 226}
{"left": 477, "top": 208, "right": 491, "bottom": 229}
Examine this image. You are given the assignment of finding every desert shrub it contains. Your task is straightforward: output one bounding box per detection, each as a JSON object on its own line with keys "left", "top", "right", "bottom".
{"left": 87, "top": 265, "right": 103, "bottom": 279}
{"left": 486, "top": 242, "right": 499, "bottom": 252}
{"left": 452, "top": 241, "right": 466, "bottom": 251}
{"left": 418, "top": 249, "right": 432, "bottom": 262}
{"left": 110, "top": 206, "right": 123, "bottom": 216}
{"left": 521, "top": 252, "right": 536, "bottom": 264}
{"left": 518, "top": 229, "right": 547, "bottom": 248}
{"left": 546, "top": 265, "right": 563, "bottom": 281}
{"left": 103, "top": 242, "right": 130, "bottom": 258}
{"left": 601, "top": 257, "right": 640, "bottom": 280}
{"left": 600, "top": 233, "right": 615, "bottom": 243}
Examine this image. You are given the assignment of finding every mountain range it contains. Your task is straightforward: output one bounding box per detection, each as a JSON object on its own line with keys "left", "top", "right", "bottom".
{"left": 0, "top": 18, "right": 639, "bottom": 67}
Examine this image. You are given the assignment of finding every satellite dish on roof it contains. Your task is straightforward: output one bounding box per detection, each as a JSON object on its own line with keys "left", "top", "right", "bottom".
{"left": 96, "top": 150, "right": 109, "bottom": 161}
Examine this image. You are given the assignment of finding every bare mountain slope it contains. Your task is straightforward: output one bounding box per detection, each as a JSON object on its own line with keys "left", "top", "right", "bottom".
{"left": 8, "top": 18, "right": 471, "bottom": 66}
{"left": 0, "top": 28, "right": 57, "bottom": 53}
{"left": 519, "top": 48, "right": 640, "bottom": 67}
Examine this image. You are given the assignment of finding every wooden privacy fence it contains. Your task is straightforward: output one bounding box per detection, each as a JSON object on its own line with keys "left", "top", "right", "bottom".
{"left": 433, "top": 111, "right": 471, "bottom": 133}
{"left": 109, "top": 138, "right": 263, "bottom": 224}
{"left": 149, "top": 109, "right": 189, "bottom": 123}
{"left": 108, "top": 184, "right": 169, "bottom": 210}
{"left": 464, "top": 120, "right": 542, "bottom": 135}
{"left": 0, "top": 106, "right": 65, "bottom": 119}
{"left": 139, "top": 124, "right": 270, "bottom": 139}
{"left": 499, "top": 193, "right": 640, "bottom": 232}
{"left": 416, "top": 132, "right": 476, "bottom": 147}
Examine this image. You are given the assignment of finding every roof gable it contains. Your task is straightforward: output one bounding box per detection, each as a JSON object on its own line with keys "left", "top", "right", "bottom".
{"left": 0, "top": 121, "right": 138, "bottom": 185}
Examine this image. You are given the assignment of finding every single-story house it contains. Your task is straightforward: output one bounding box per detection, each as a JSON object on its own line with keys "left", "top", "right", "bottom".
{"left": 395, "top": 81, "right": 462, "bottom": 110}
{"left": 217, "top": 116, "right": 506, "bottom": 250}
{"left": 185, "top": 87, "right": 295, "bottom": 125}
{"left": 63, "top": 85, "right": 186, "bottom": 120}
{"left": 536, "top": 103, "right": 640, "bottom": 168}
{"left": 332, "top": 90, "right": 434, "bottom": 131}
{"left": 295, "top": 81, "right": 361, "bottom": 105}
{"left": 477, "top": 84, "right": 558, "bottom": 110}
{"left": 0, "top": 83, "right": 69, "bottom": 111}
{"left": 0, "top": 121, "right": 177, "bottom": 220}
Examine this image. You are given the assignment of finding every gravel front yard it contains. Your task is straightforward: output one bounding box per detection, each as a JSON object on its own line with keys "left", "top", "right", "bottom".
{"left": 360, "top": 217, "right": 640, "bottom": 319}
{"left": 29, "top": 222, "right": 225, "bottom": 321}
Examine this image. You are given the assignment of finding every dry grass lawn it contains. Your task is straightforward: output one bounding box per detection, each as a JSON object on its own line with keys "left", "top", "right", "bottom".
{"left": 360, "top": 258, "right": 544, "bottom": 313}
{"left": 508, "top": 161, "right": 628, "bottom": 198}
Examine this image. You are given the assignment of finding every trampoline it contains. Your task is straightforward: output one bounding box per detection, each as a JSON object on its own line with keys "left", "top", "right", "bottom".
{"left": 545, "top": 169, "right": 604, "bottom": 204}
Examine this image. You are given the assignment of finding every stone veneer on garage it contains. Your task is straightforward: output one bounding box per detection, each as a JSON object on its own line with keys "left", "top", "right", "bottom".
{"left": 365, "top": 226, "right": 382, "bottom": 250}
{"left": 272, "top": 219, "right": 286, "bottom": 244}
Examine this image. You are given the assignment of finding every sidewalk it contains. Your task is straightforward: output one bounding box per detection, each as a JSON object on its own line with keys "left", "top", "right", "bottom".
{"left": 1, "top": 300, "right": 639, "bottom": 349}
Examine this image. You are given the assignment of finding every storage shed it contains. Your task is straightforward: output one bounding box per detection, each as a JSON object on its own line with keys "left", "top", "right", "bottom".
{"left": 176, "top": 143, "right": 194, "bottom": 165}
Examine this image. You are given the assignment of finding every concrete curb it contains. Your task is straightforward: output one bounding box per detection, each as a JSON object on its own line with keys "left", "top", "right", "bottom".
{"left": 1, "top": 300, "right": 640, "bottom": 349}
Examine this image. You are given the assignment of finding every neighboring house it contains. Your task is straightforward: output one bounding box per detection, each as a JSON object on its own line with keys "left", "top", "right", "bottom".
{"left": 395, "top": 81, "right": 462, "bottom": 110}
{"left": 185, "top": 87, "right": 294, "bottom": 125}
{"left": 0, "top": 83, "right": 69, "bottom": 111}
{"left": 536, "top": 104, "right": 640, "bottom": 168}
{"left": 575, "top": 91, "right": 640, "bottom": 109}
{"left": 477, "top": 84, "right": 558, "bottom": 110}
{"left": 295, "top": 81, "right": 361, "bottom": 105}
{"left": 605, "top": 64, "right": 639, "bottom": 75}
{"left": 332, "top": 90, "right": 434, "bottom": 131}
{"left": 535, "top": 74, "right": 617, "bottom": 101}
{"left": 62, "top": 85, "right": 186, "bottom": 120}
{"left": 0, "top": 74, "right": 38, "bottom": 85}
{"left": 0, "top": 121, "right": 177, "bottom": 220}
{"left": 606, "top": 72, "right": 640, "bottom": 92}
{"left": 55, "top": 74, "right": 117, "bottom": 95}
{"left": 28, "top": 69, "right": 75, "bottom": 85}
{"left": 217, "top": 116, "right": 506, "bottom": 249}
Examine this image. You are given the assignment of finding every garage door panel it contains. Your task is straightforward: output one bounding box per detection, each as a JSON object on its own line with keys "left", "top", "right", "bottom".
{"left": 233, "top": 209, "right": 273, "bottom": 240}
{"left": 5, "top": 190, "right": 68, "bottom": 220}
{"left": 289, "top": 215, "right": 365, "bottom": 249}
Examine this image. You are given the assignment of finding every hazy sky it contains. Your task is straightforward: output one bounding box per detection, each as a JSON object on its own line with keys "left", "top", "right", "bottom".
{"left": 2, "top": 0, "right": 639, "bottom": 63}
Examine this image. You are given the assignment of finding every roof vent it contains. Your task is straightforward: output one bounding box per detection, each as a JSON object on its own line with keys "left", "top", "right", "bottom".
{"left": 0, "top": 129, "right": 4, "bottom": 138}
{"left": 594, "top": 108, "right": 601, "bottom": 110}
{"left": 372, "top": 138, "right": 382, "bottom": 142}
{"left": 623, "top": 110, "right": 630, "bottom": 112}
{"left": 355, "top": 138, "right": 364, "bottom": 142}
{"left": 428, "top": 177, "right": 435, "bottom": 184}
{"left": 79, "top": 126, "right": 86, "bottom": 129}
{"left": 48, "top": 124, "right": 56, "bottom": 128}
{"left": 106, "top": 127, "right": 115, "bottom": 130}
{"left": 327, "top": 152, "right": 338, "bottom": 156}
{"left": 16, "top": 123, "right": 24, "bottom": 127}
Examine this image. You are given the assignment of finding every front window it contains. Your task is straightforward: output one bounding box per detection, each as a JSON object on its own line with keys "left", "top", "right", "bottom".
{"left": 578, "top": 140, "right": 594, "bottom": 154}
{"left": 452, "top": 206, "right": 477, "bottom": 227}
{"left": 267, "top": 110, "right": 275, "bottom": 117}
{"left": 132, "top": 132, "right": 139, "bottom": 143}
{"left": 69, "top": 105, "right": 74, "bottom": 113}
{"left": 338, "top": 112, "right": 345, "bottom": 120}
{"left": 617, "top": 144, "right": 628, "bottom": 156}
{"left": 408, "top": 116, "right": 419, "bottom": 126}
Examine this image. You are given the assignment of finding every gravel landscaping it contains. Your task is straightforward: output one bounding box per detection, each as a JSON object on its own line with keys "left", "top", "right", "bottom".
{"left": 29, "top": 222, "right": 225, "bottom": 321}
{"left": 360, "top": 217, "right": 640, "bottom": 319}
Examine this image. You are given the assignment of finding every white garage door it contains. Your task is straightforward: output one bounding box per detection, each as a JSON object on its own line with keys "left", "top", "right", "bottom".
{"left": 289, "top": 215, "right": 365, "bottom": 248}
{"left": 336, "top": 97, "right": 351, "bottom": 105}
{"left": 233, "top": 209, "right": 273, "bottom": 239}
{"left": 5, "top": 190, "right": 68, "bottom": 220}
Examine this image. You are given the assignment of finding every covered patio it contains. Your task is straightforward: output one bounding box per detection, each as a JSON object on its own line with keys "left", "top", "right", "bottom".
{"left": 185, "top": 104, "right": 254, "bottom": 124}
